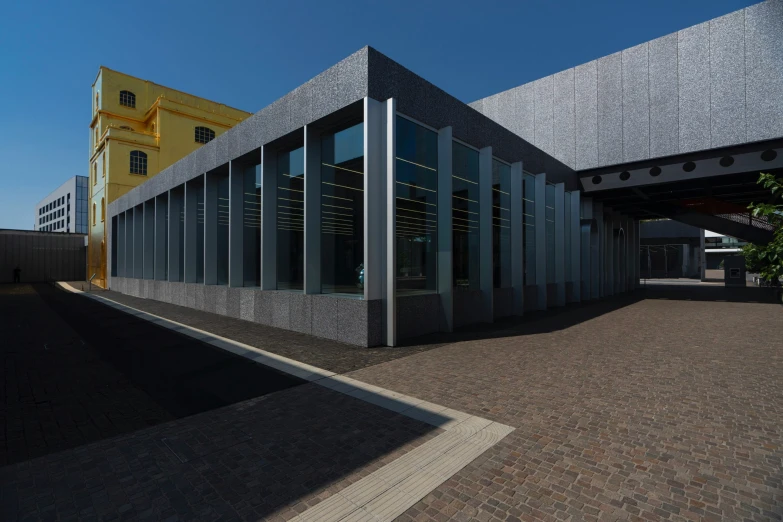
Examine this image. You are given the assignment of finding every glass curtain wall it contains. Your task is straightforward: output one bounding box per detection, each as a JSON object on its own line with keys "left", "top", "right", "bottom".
{"left": 189, "top": 176, "right": 205, "bottom": 284}
{"left": 178, "top": 190, "right": 185, "bottom": 281}
{"left": 523, "top": 174, "right": 536, "bottom": 285}
{"left": 125, "top": 210, "right": 133, "bottom": 275}
{"left": 277, "top": 147, "right": 305, "bottom": 290}
{"left": 216, "top": 175, "right": 229, "bottom": 285}
{"left": 111, "top": 216, "right": 118, "bottom": 276}
{"left": 395, "top": 116, "right": 438, "bottom": 294}
{"left": 452, "top": 142, "right": 480, "bottom": 290}
{"left": 545, "top": 183, "right": 556, "bottom": 284}
{"left": 321, "top": 122, "right": 364, "bottom": 295}
{"left": 161, "top": 194, "right": 169, "bottom": 280}
{"left": 243, "top": 164, "right": 262, "bottom": 287}
{"left": 564, "top": 192, "right": 571, "bottom": 285}
{"left": 492, "top": 160, "right": 511, "bottom": 288}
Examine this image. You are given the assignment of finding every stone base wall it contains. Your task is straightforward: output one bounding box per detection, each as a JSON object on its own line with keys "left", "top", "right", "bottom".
{"left": 109, "top": 277, "right": 382, "bottom": 347}
{"left": 396, "top": 293, "right": 440, "bottom": 341}
{"left": 493, "top": 288, "right": 515, "bottom": 320}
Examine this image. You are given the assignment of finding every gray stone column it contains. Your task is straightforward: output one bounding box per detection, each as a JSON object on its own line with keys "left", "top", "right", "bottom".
{"left": 261, "top": 146, "right": 277, "bottom": 290}
{"left": 154, "top": 195, "right": 166, "bottom": 280}
{"left": 117, "top": 212, "right": 126, "bottom": 277}
{"left": 364, "top": 97, "right": 386, "bottom": 303}
{"left": 437, "top": 126, "right": 453, "bottom": 331}
{"left": 534, "top": 173, "right": 547, "bottom": 310}
{"left": 554, "top": 183, "right": 565, "bottom": 307}
{"left": 133, "top": 206, "right": 143, "bottom": 278}
{"left": 478, "top": 146, "right": 493, "bottom": 322}
{"left": 570, "top": 190, "right": 581, "bottom": 302}
{"left": 168, "top": 188, "right": 183, "bottom": 282}
{"left": 510, "top": 161, "right": 524, "bottom": 315}
{"left": 184, "top": 181, "right": 198, "bottom": 283}
{"left": 228, "top": 160, "right": 244, "bottom": 287}
{"left": 204, "top": 172, "right": 218, "bottom": 285}
{"left": 143, "top": 199, "right": 154, "bottom": 280}
{"left": 304, "top": 125, "right": 321, "bottom": 294}
{"left": 383, "top": 98, "right": 396, "bottom": 346}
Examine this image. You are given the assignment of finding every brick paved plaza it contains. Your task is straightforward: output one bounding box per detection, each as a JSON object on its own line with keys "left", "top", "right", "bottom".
{"left": 1, "top": 283, "right": 782, "bottom": 521}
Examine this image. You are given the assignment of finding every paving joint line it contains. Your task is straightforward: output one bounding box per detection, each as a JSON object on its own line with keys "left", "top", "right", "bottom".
{"left": 56, "top": 281, "right": 515, "bottom": 521}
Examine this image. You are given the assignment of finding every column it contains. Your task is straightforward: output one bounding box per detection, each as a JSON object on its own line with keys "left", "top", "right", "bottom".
{"left": 554, "top": 183, "right": 565, "bottom": 307}
{"left": 228, "top": 160, "right": 243, "bottom": 287}
{"left": 184, "top": 181, "right": 198, "bottom": 283}
{"left": 570, "top": 191, "right": 581, "bottom": 302}
{"left": 168, "top": 188, "right": 183, "bottom": 282}
{"left": 437, "top": 127, "right": 453, "bottom": 331}
{"left": 133, "top": 206, "right": 143, "bottom": 278}
{"left": 383, "top": 99, "right": 396, "bottom": 346}
{"left": 154, "top": 195, "right": 166, "bottom": 280}
{"left": 260, "top": 146, "right": 277, "bottom": 290}
{"left": 143, "top": 199, "right": 154, "bottom": 279}
{"left": 117, "top": 212, "right": 126, "bottom": 277}
{"left": 478, "top": 146, "right": 493, "bottom": 322}
{"left": 303, "top": 125, "right": 321, "bottom": 294}
{"left": 510, "top": 161, "right": 524, "bottom": 315}
{"left": 534, "top": 173, "right": 546, "bottom": 310}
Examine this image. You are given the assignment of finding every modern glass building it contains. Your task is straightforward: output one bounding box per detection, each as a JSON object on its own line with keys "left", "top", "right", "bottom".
{"left": 106, "top": 0, "right": 782, "bottom": 347}
{"left": 34, "top": 176, "right": 88, "bottom": 234}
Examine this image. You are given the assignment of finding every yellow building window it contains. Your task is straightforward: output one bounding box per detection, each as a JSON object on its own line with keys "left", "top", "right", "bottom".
{"left": 101, "top": 197, "right": 105, "bottom": 222}
{"left": 92, "top": 203, "right": 96, "bottom": 226}
{"left": 119, "top": 90, "right": 136, "bottom": 109}
{"left": 93, "top": 163, "right": 97, "bottom": 185}
{"left": 130, "top": 150, "right": 148, "bottom": 175}
{"left": 102, "top": 154, "right": 106, "bottom": 177}
{"left": 195, "top": 126, "right": 215, "bottom": 144}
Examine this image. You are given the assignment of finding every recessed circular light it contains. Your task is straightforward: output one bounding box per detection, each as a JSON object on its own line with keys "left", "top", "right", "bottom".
{"left": 619, "top": 171, "right": 630, "bottom": 181}
{"left": 761, "top": 149, "right": 778, "bottom": 162}
{"left": 683, "top": 161, "right": 696, "bottom": 172}
{"left": 719, "top": 156, "right": 734, "bottom": 167}
{"left": 592, "top": 175, "right": 602, "bottom": 185}
{"left": 650, "top": 166, "right": 661, "bottom": 177}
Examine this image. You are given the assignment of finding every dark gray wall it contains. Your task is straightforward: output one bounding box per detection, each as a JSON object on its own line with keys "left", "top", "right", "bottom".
{"left": 640, "top": 220, "right": 702, "bottom": 239}
{"left": 471, "top": 0, "right": 783, "bottom": 170}
{"left": 0, "top": 230, "right": 86, "bottom": 283}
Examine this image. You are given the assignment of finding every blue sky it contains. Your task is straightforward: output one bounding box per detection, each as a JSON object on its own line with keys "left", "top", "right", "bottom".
{"left": 0, "top": 0, "right": 755, "bottom": 230}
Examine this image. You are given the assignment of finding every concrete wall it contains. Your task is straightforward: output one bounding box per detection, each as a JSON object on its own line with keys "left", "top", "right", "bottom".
{"left": 0, "top": 230, "right": 86, "bottom": 283}
{"left": 471, "top": 0, "right": 783, "bottom": 170}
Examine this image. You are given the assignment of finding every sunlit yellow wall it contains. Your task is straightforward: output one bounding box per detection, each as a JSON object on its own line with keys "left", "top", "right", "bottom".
{"left": 88, "top": 67, "right": 251, "bottom": 287}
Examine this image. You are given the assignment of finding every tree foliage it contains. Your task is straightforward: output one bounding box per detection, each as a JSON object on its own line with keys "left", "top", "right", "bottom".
{"left": 740, "top": 173, "right": 783, "bottom": 284}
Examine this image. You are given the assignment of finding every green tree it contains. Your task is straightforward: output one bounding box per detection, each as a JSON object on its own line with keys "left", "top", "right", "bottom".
{"left": 740, "top": 173, "right": 783, "bottom": 286}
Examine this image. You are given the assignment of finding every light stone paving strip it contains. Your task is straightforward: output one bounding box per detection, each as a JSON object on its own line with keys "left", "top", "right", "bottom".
{"left": 56, "top": 282, "right": 515, "bottom": 521}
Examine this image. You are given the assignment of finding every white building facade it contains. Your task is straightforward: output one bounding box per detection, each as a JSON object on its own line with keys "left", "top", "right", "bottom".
{"left": 34, "top": 176, "right": 89, "bottom": 234}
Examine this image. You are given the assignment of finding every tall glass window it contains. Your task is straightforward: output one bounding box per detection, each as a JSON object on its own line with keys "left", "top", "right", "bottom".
{"left": 188, "top": 176, "right": 205, "bottom": 284}
{"left": 216, "top": 175, "right": 229, "bottom": 285}
{"left": 178, "top": 191, "right": 185, "bottom": 281}
{"left": 277, "top": 147, "right": 305, "bottom": 290}
{"left": 396, "top": 116, "right": 437, "bottom": 294}
{"left": 523, "top": 173, "right": 536, "bottom": 285}
{"left": 564, "top": 191, "right": 571, "bottom": 285}
{"left": 111, "top": 216, "right": 118, "bottom": 277}
{"left": 243, "top": 164, "right": 261, "bottom": 287}
{"left": 452, "top": 142, "right": 480, "bottom": 290}
{"left": 162, "top": 196, "right": 169, "bottom": 280}
{"left": 125, "top": 210, "right": 134, "bottom": 275}
{"left": 545, "top": 183, "right": 556, "bottom": 284}
{"left": 321, "top": 122, "right": 364, "bottom": 295}
{"left": 492, "top": 160, "right": 511, "bottom": 288}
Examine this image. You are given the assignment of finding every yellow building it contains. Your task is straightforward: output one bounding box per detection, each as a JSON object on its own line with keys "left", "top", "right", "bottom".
{"left": 88, "top": 67, "right": 251, "bottom": 287}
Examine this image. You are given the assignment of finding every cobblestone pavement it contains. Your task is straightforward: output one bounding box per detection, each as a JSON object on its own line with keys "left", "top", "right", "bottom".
{"left": 0, "top": 284, "right": 300, "bottom": 466}
{"left": 349, "top": 288, "right": 783, "bottom": 521}
{"left": 3, "top": 283, "right": 782, "bottom": 521}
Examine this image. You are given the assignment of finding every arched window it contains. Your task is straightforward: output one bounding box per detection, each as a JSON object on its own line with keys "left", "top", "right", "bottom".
{"left": 101, "top": 197, "right": 105, "bottom": 222}
{"left": 195, "top": 126, "right": 215, "bottom": 144}
{"left": 93, "top": 163, "right": 97, "bottom": 185}
{"left": 102, "top": 154, "right": 106, "bottom": 177}
{"left": 130, "top": 150, "right": 147, "bottom": 175}
{"left": 119, "top": 90, "right": 136, "bottom": 109}
{"left": 93, "top": 203, "right": 96, "bottom": 226}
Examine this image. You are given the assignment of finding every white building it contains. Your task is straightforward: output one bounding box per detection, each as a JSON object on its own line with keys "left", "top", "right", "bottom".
{"left": 34, "top": 176, "right": 89, "bottom": 234}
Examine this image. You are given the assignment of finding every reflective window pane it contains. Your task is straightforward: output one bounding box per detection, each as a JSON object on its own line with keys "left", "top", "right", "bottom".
{"left": 564, "top": 191, "right": 571, "bottom": 284}
{"left": 321, "top": 122, "right": 364, "bottom": 295}
{"left": 395, "top": 116, "right": 437, "bottom": 294}
{"left": 492, "top": 160, "right": 511, "bottom": 288}
{"left": 523, "top": 173, "right": 536, "bottom": 285}
{"left": 277, "top": 147, "right": 304, "bottom": 290}
{"left": 452, "top": 142, "right": 480, "bottom": 290}
{"left": 243, "top": 164, "right": 261, "bottom": 287}
{"left": 545, "top": 183, "right": 555, "bottom": 284}
{"left": 216, "top": 174, "right": 229, "bottom": 285}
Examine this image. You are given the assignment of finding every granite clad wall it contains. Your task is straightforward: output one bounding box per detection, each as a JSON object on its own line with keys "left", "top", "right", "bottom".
{"left": 471, "top": 0, "right": 783, "bottom": 170}
{"left": 110, "top": 277, "right": 382, "bottom": 347}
